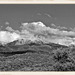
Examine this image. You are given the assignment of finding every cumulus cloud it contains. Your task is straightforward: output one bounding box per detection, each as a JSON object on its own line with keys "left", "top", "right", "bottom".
{"left": 6, "top": 26, "right": 15, "bottom": 32}
{"left": 20, "top": 21, "right": 75, "bottom": 46}
{"left": 0, "top": 31, "right": 20, "bottom": 45}
{"left": 21, "top": 22, "right": 75, "bottom": 37}
{"left": 0, "top": 21, "right": 75, "bottom": 46}
{"left": 51, "top": 23, "right": 56, "bottom": 27}
{"left": 5, "top": 22, "right": 10, "bottom": 25}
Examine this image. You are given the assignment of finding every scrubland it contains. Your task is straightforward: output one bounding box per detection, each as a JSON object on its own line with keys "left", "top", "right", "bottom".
{"left": 0, "top": 42, "right": 75, "bottom": 71}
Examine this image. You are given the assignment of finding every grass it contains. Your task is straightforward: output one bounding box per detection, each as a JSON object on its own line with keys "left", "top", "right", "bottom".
{"left": 0, "top": 42, "right": 75, "bottom": 71}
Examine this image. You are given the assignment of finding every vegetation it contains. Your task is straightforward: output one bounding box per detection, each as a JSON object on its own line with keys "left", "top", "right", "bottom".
{"left": 0, "top": 42, "right": 75, "bottom": 71}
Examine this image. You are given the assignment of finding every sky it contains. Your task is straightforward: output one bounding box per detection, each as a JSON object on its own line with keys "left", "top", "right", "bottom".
{"left": 0, "top": 4, "right": 75, "bottom": 30}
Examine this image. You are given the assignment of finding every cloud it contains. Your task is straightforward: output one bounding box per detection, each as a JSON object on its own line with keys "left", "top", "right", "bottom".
{"left": 51, "top": 23, "right": 68, "bottom": 31}
{"left": 20, "top": 21, "right": 75, "bottom": 46}
{"left": 37, "top": 13, "right": 42, "bottom": 16}
{"left": 0, "top": 31, "right": 20, "bottom": 45}
{"left": 0, "top": 21, "right": 75, "bottom": 46}
{"left": 44, "top": 13, "right": 52, "bottom": 18}
{"left": 6, "top": 26, "right": 21, "bottom": 35}
{"left": 6, "top": 26, "right": 15, "bottom": 32}
{"left": 5, "top": 22, "right": 10, "bottom": 25}
{"left": 51, "top": 23, "right": 56, "bottom": 27}
{"left": 37, "top": 13, "right": 52, "bottom": 18}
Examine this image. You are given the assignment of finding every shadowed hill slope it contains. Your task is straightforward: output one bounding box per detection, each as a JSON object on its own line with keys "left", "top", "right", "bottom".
{"left": 0, "top": 41, "right": 75, "bottom": 71}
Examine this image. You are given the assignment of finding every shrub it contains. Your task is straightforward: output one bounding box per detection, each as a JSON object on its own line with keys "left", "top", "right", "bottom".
{"left": 53, "top": 48, "right": 70, "bottom": 63}
{"left": 53, "top": 62, "right": 75, "bottom": 71}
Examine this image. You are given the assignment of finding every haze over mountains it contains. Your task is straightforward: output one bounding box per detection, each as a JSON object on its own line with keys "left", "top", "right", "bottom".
{"left": 0, "top": 21, "right": 75, "bottom": 46}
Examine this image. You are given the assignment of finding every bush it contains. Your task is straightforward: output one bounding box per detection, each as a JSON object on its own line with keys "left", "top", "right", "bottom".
{"left": 53, "top": 62, "right": 75, "bottom": 71}
{"left": 53, "top": 48, "right": 71, "bottom": 63}
{"left": 52, "top": 47, "right": 75, "bottom": 71}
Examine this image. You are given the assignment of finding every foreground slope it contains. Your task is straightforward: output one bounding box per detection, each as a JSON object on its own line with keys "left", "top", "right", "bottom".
{"left": 0, "top": 42, "right": 75, "bottom": 71}
{"left": 0, "top": 21, "right": 75, "bottom": 71}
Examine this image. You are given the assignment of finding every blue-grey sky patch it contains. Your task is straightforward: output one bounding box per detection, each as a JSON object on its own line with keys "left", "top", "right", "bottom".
{"left": 0, "top": 4, "right": 75, "bottom": 30}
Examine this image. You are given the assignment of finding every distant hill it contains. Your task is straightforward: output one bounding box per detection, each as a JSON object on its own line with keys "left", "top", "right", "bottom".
{"left": 0, "top": 39, "right": 68, "bottom": 53}
{"left": 0, "top": 38, "right": 75, "bottom": 71}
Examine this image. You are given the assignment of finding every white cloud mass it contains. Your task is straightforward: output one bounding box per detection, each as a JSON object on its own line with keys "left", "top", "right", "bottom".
{"left": 0, "top": 21, "right": 75, "bottom": 46}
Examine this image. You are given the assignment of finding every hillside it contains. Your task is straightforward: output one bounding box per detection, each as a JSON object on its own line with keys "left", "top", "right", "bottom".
{"left": 0, "top": 41, "right": 75, "bottom": 71}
